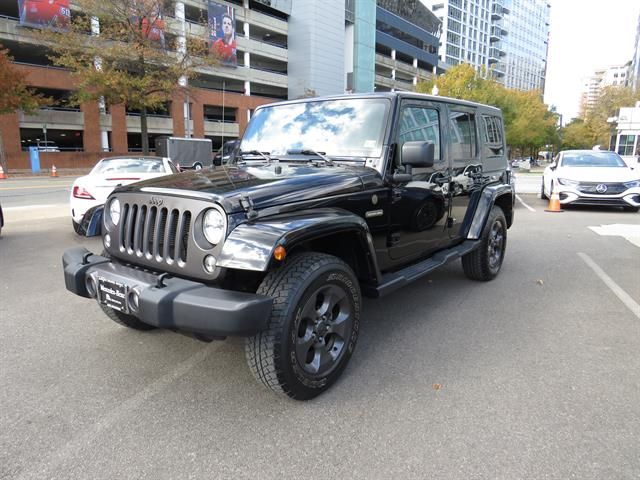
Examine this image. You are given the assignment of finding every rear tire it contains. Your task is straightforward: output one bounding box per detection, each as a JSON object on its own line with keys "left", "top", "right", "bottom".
{"left": 462, "top": 206, "right": 507, "bottom": 281}
{"left": 623, "top": 206, "right": 639, "bottom": 212}
{"left": 540, "top": 178, "right": 547, "bottom": 200}
{"left": 72, "top": 220, "right": 85, "bottom": 235}
{"left": 245, "top": 253, "right": 361, "bottom": 400}
{"left": 193, "top": 163, "right": 203, "bottom": 170}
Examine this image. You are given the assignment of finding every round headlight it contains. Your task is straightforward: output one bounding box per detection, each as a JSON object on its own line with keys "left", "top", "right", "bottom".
{"left": 109, "top": 198, "right": 121, "bottom": 226}
{"left": 203, "top": 208, "right": 225, "bottom": 245}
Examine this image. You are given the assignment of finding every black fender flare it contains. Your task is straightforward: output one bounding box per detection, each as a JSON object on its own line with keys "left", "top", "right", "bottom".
{"left": 466, "top": 183, "right": 514, "bottom": 240}
{"left": 217, "top": 208, "right": 380, "bottom": 279}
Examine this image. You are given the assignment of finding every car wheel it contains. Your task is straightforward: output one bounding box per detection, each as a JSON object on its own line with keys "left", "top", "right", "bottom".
{"left": 72, "top": 220, "right": 86, "bottom": 235}
{"left": 98, "top": 251, "right": 156, "bottom": 331}
{"left": 540, "top": 177, "right": 547, "bottom": 200}
{"left": 462, "top": 206, "right": 507, "bottom": 281}
{"left": 245, "top": 252, "right": 361, "bottom": 400}
{"left": 193, "top": 163, "right": 203, "bottom": 170}
{"left": 623, "top": 206, "right": 639, "bottom": 213}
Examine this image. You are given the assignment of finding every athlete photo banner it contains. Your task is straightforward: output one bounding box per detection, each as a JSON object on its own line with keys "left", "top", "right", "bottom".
{"left": 18, "top": 0, "right": 70, "bottom": 29}
{"left": 208, "top": 1, "right": 237, "bottom": 67}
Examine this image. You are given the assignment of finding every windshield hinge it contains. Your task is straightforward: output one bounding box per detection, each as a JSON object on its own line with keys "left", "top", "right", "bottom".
{"left": 240, "top": 195, "right": 258, "bottom": 220}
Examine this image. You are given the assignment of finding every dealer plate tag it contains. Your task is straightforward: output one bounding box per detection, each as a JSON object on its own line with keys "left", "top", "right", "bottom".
{"left": 97, "top": 276, "right": 128, "bottom": 313}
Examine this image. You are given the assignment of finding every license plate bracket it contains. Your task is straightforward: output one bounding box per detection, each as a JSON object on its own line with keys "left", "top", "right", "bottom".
{"left": 97, "top": 276, "right": 129, "bottom": 313}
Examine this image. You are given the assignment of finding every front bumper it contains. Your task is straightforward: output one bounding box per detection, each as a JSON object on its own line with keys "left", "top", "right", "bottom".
{"left": 62, "top": 247, "right": 273, "bottom": 337}
{"left": 557, "top": 189, "right": 640, "bottom": 207}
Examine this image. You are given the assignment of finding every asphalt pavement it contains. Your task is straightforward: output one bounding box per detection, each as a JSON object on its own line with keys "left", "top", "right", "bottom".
{"left": 1, "top": 193, "right": 639, "bottom": 479}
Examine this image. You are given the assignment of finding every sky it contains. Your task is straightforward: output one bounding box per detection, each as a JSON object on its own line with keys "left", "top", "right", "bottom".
{"left": 544, "top": 0, "right": 639, "bottom": 123}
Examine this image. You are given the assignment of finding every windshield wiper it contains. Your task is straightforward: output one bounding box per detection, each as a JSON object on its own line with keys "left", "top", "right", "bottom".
{"left": 239, "top": 150, "right": 272, "bottom": 163}
{"left": 286, "top": 148, "right": 334, "bottom": 166}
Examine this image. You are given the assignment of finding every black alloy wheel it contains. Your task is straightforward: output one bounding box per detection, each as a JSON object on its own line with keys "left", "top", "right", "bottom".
{"left": 246, "top": 252, "right": 361, "bottom": 400}
{"left": 462, "top": 205, "right": 507, "bottom": 281}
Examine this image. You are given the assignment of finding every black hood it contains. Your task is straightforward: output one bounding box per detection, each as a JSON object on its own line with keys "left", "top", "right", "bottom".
{"left": 116, "top": 163, "right": 377, "bottom": 213}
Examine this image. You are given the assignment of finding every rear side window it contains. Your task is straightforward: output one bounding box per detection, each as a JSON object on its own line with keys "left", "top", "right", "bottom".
{"left": 482, "top": 115, "right": 504, "bottom": 157}
{"left": 449, "top": 111, "right": 477, "bottom": 159}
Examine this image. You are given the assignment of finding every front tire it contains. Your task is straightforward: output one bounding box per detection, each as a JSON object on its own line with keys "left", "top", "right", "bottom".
{"left": 540, "top": 177, "right": 547, "bottom": 200}
{"left": 462, "top": 206, "right": 507, "bottom": 281}
{"left": 246, "top": 253, "right": 361, "bottom": 400}
{"left": 623, "top": 206, "right": 639, "bottom": 213}
{"left": 193, "top": 163, "right": 203, "bottom": 170}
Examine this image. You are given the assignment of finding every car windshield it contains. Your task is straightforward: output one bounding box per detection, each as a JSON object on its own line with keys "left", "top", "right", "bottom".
{"left": 92, "top": 158, "right": 165, "bottom": 174}
{"left": 561, "top": 152, "right": 626, "bottom": 168}
{"left": 240, "top": 98, "right": 391, "bottom": 159}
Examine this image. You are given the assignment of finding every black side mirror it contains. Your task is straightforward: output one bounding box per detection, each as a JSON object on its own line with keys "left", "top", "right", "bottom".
{"left": 549, "top": 163, "right": 557, "bottom": 170}
{"left": 402, "top": 141, "right": 435, "bottom": 168}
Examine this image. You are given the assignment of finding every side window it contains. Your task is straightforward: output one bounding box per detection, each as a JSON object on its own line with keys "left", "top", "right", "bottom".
{"left": 449, "top": 111, "right": 477, "bottom": 159}
{"left": 398, "top": 106, "right": 441, "bottom": 162}
{"left": 482, "top": 115, "right": 504, "bottom": 157}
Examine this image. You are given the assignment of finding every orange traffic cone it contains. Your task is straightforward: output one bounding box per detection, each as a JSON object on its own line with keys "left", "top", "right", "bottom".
{"left": 50, "top": 164, "right": 58, "bottom": 177}
{"left": 0, "top": 165, "right": 7, "bottom": 179}
{"left": 545, "top": 185, "right": 563, "bottom": 213}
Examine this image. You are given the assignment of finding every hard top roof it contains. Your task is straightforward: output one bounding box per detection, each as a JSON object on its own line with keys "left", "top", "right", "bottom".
{"left": 259, "top": 92, "right": 502, "bottom": 115}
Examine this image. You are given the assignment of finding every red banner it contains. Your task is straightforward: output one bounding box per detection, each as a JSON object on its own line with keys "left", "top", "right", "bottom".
{"left": 18, "top": 0, "right": 70, "bottom": 29}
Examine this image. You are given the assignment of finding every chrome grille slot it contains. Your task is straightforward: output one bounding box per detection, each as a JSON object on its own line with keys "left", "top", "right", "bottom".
{"left": 116, "top": 200, "right": 192, "bottom": 268}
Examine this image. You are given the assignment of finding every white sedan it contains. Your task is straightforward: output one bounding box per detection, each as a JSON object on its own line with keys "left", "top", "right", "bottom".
{"left": 542, "top": 150, "right": 640, "bottom": 212}
{"left": 71, "top": 156, "right": 178, "bottom": 234}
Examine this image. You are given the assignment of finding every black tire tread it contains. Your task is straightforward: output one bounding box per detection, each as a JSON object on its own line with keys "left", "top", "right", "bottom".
{"left": 245, "top": 252, "right": 356, "bottom": 398}
{"left": 462, "top": 206, "right": 506, "bottom": 281}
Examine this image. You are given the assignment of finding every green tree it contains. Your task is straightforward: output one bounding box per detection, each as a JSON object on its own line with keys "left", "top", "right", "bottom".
{"left": 560, "top": 118, "right": 592, "bottom": 150}
{"left": 585, "top": 86, "right": 640, "bottom": 147}
{"left": 0, "top": 46, "right": 48, "bottom": 171}
{"left": 416, "top": 64, "right": 558, "bottom": 156}
{"left": 37, "top": 0, "right": 215, "bottom": 153}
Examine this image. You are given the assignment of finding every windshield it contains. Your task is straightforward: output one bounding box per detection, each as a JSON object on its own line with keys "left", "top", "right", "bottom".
{"left": 240, "top": 98, "right": 391, "bottom": 159}
{"left": 560, "top": 152, "right": 627, "bottom": 168}
{"left": 92, "top": 158, "right": 166, "bottom": 174}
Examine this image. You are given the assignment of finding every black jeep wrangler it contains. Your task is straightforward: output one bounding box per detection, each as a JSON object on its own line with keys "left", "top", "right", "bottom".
{"left": 63, "top": 93, "right": 514, "bottom": 400}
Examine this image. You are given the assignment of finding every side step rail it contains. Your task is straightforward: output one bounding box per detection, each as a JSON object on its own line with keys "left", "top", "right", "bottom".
{"left": 362, "top": 240, "right": 479, "bottom": 298}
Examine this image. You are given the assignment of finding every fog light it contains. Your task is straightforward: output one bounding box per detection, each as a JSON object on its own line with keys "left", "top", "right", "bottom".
{"left": 85, "top": 275, "right": 97, "bottom": 298}
{"left": 104, "top": 233, "right": 111, "bottom": 248}
{"left": 203, "top": 255, "right": 217, "bottom": 273}
{"left": 128, "top": 289, "right": 140, "bottom": 312}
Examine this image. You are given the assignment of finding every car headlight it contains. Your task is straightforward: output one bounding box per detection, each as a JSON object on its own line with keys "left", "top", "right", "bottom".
{"left": 557, "top": 178, "right": 580, "bottom": 188}
{"left": 109, "top": 198, "right": 121, "bottom": 226}
{"left": 203, "top": 208, "right": 225, "bottom": 245}
{"left": 623, "top": 179, "right": 640, "bottom": 188}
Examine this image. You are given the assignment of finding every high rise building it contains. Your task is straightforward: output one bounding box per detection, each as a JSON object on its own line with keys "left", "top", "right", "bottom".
{"left": 427, "top": 0, "right": 550, "bottom": 93}
{"left": 500, "top": 0, "right": 550, "bottom": 92}
{"left": 580, "top": 64, "right": 631, "bottom": 115}
{"left": 630, "top": 11, "right": 640, "bottom": 92}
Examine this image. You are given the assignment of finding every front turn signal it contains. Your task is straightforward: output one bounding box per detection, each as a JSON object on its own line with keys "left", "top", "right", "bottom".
{"left": 273, "top": 245, "right": 286, "bottom": 262}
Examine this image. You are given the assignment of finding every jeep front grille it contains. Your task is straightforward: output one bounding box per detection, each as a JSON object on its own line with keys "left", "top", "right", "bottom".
{"left": 118, "top": 203, "right": 192, "bottom": 266}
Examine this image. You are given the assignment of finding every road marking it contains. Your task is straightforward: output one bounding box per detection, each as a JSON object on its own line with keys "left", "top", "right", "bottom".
{"left": 0, "top": 184, "right": 72, "bottom": 191}
{"left": 588, "top": 224, "right": 640, "bottom": 248}
{"left": 578, "top": 252, "right": 640, "bottom": 320}
{"left": 516, "top": 194, "right": 536, "bottom": 212}
{"left": 4, "top": 204, "right": 68, "bottom": 211}
{"left": 15, "top": 341, "right": 223, "bottom": 480}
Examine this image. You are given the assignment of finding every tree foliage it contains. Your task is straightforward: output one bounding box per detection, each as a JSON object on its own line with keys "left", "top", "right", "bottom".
{"left": 0, "top": 45, "right": 49, "bottom": 169}
{"left": 416, "top": 63, "right": 559, "bottom": 155}
{"left": 36, "top": 0, "right": 216, "bottom": 153}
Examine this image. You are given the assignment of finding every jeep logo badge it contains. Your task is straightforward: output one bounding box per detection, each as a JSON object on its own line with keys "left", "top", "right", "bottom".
{"left": 595, "top": 184, "right": 607, "bottom": 194}
{"left": 149, "top": 196, "right": 164, "bottom": 206}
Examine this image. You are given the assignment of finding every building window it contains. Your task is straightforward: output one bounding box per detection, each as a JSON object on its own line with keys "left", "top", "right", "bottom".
{"left": 617, "top": 134, "right": 636, "bottom": 156}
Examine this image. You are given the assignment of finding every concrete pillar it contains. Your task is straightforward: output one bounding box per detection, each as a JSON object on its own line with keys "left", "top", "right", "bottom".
{"left": 192, "top": 100, "right": 204, "bottom": 138}
{"left": 81, "top": 102, "right": 102, "bottom": 153}
{"left": 171, "top": 92, "right": 186, "bottom": 137}
{"left": 110, "top": 104, "right": 128, "bottom": 153}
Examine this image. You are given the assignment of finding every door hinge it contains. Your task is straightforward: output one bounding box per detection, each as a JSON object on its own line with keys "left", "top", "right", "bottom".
{"left": 392, "top": 188, "right": 402, "bottom": 203}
